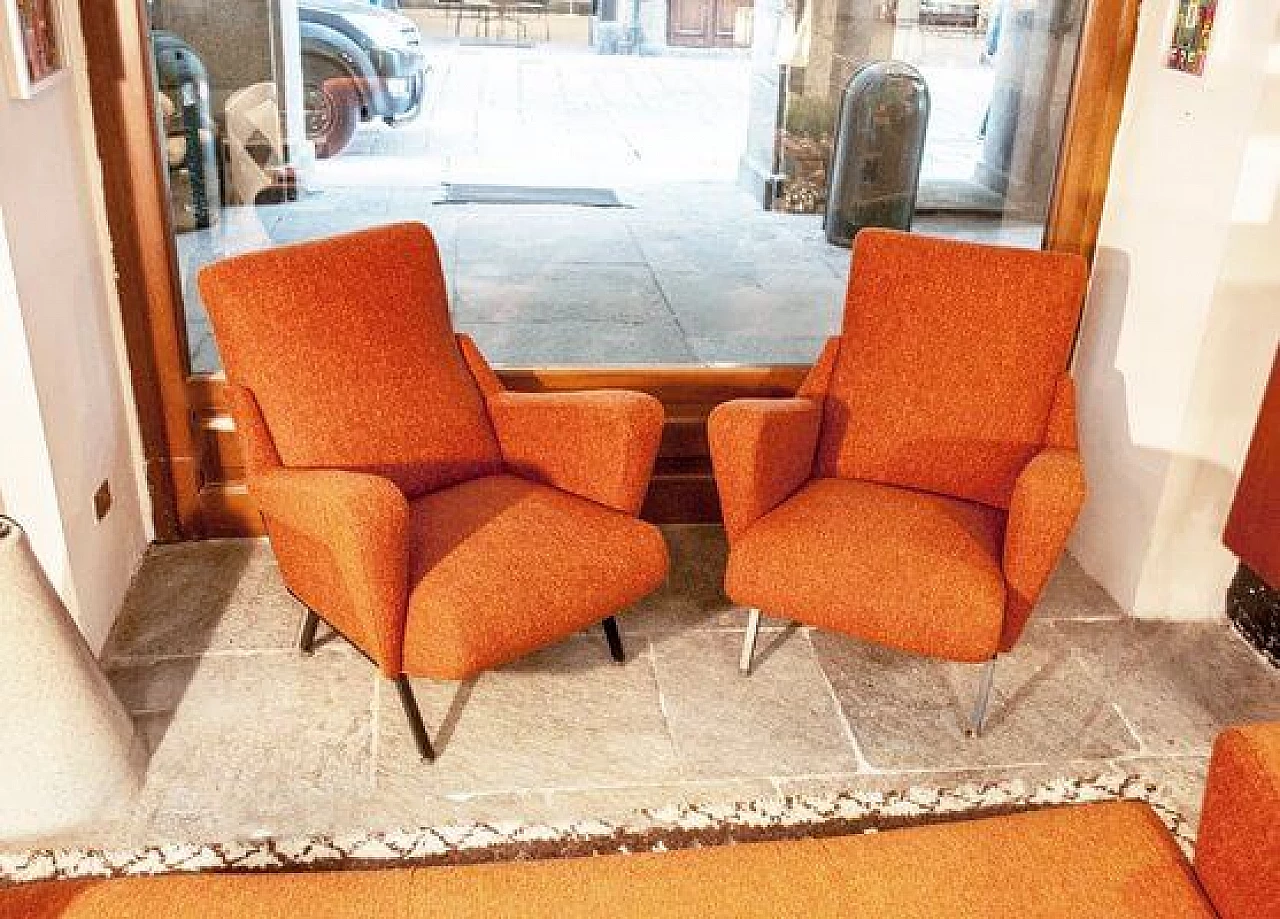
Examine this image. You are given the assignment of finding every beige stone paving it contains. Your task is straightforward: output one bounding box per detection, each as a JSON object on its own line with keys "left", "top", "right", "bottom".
{"left": 37, "top": 525, "right": 1275, "bottom": 851}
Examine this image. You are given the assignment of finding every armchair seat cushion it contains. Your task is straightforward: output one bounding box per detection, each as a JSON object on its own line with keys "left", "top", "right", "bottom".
{"left": 726, "top": 478, "right": 1007, "bottom": 663}
{"left": 403, "top": 475, "right": 668, "bottom": 680}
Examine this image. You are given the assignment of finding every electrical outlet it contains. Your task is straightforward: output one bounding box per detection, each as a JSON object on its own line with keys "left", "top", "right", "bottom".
{"left": 94, "top": 479, "right": 112, "bottom": 522}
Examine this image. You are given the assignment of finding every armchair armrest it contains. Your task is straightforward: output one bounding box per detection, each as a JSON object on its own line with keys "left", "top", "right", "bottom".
{"left": 708, "top": 398, "right": 822, "bottom": 543}
{"left": 1195, "top": 723, "right": 1280, "bottom": 919}
{"left": 1001, "top": 447, "right": 1086, "bottom": 650}
{"left": 486, "top": 391, "right": 664, "bottom": 516}
{"left": 251, "top": 468, "right": 409, "bottom": 676}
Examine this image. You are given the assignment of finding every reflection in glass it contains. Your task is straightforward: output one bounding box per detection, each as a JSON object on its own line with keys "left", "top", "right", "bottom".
{"left": 825, "top": 61, "right": 930, "bottom": 246}
{"left": 144, "top": 0, "right": 1088, "bottom": 373}
{"left": 763, "top": 0, "right": 1085, "bottom": 251}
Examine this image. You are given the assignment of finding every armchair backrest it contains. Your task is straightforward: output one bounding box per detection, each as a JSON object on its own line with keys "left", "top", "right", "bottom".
{"left": 199, "top": 222, "right": 503, "bottom": 498}
{"left": 815, "top": 229, "right": 1087, "bottom": 509}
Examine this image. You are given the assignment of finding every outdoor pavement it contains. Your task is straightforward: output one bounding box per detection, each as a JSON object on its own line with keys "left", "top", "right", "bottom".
{"left": 29, "top": 525, "right": 1279, "bottom": 849}
{"left": 180, "top": 190, "right": 1039, "bottom": 371}
{"left": 178, "top": 39, "right": 1035, "bottom": 372}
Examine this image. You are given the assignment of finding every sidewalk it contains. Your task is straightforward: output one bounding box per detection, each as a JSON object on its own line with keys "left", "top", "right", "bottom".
{"left": 178, "top": 42, "right": 1035, "bottom": 372}
{"left": 180, "top": 184, "right": 1037, "bottom": 372}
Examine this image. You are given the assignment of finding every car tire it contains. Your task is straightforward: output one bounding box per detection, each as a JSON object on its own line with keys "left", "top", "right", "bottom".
{"left": 303, "top": 55, "right": 360, "bottom": 159}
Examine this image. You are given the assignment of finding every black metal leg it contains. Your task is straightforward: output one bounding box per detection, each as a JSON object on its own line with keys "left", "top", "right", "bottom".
{"left": 603, "top": 616, "right": 626, "bottom": 663}
{"left": 297, "top": 608, "right": 320, "bottom": 655}
{"left": 395, "top": 676, "right": 436, "bottom": 762}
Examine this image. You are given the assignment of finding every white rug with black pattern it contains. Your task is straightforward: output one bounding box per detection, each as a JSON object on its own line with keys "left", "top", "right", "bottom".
{"left": 0, "top": 772, "right": 1194, "bottom": 887}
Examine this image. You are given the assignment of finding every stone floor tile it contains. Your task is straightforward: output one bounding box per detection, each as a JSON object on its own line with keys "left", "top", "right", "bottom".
{"left": 688, "top": 334, "right": 829, "bottom": 365}
{"left": 374, "top": 635, "right": 679, "bottom": 803}
{"left": 267, "top": 212, "right": 397, "bottom": 246}
{"left": 102, "top": 539, "right": 298, "bottom": 661}
{"left": 453, "top": 263, "right": 671, "bottom": 324}
{"left": 621, "top": 526, "right": 786, "bottom": 635}
{"left": 535, "top": 778, "right": 777, "bottom": 824}
{"left": 770, "top": 760, "right": 1119, "bottom": 801}
{"left": 1034, "top": 555, "right": 1125, "bottom": 620}
{"left": 1058, "top": 618, "right": 1280, "bottom": 755}
{"left": 1112, "top": 755, "right": 1209, "bottom": 828}
{"left": 655, "top": 268, "right": 843, "bottom": 337}
{"left": 650, "top": 630, "right": 860, "bottom": 779}
{"left": 457, "top": 318, "right": 695, "bottom": 365}
{"left": 44, "top": 530, "right": 1266, "bottom": 851}
{"left": 357, "top": 791, "right": 552, "bottom": 832}
{"left": 455, "top": 213, "right": 643, "bottom": 266}
{"left": 812, "top": 622, "right": 1140, "bottom": 771}
{"left": 115, "top": 651, "right": 377, "bottom": 842}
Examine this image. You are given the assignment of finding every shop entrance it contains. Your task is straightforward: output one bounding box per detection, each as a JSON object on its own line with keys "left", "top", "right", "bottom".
{"left": 82, "top": 0, "right": 1137, "bottom": 538}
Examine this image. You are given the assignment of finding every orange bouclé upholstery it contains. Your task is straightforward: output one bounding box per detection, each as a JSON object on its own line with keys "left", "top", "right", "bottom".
{"left": 1045, "top": 375, "right": 1080, "bottom": 450}
{"left": 816, "top": 230, "right": 1087, "bottom": 510}
{"left": 713, "top": 230, "right": 1088, "bottom": 666}
{"left": 457, "top": 333, "right": 505, "bottom": 397}
{"left": 797, "top": 336, "right": 841, "bottom": 398}
{"left": 728, "top": 478, "right": 1007, "bottom": 662}
{"left": 460, "top": 338, "right": 664, "bottom": 515}
{"left": 1194, "top": 723, "right": 1280, "bottom": 919}
{"left": 488, "top": 391, "right": 664, "bottom": 516}
{"left": 708, "top": 398, "right": 823, "bottom": 542}
{"left": 226, "top": 385, "right": 282, "bottom": 475}
{"left": 1001, "top": 447, "right": 1086, "bottom": 650}
{"left": 198, "top": 222, "right": 668, "bottom": 707}
{"left": 199, "top": 223, "right": 504, "bottom": 499}
{"left": 252, "top": 468, "right": 409, "bottom": 675}
{"left": 403, "top": 475, "right": 668, "bottom": 680}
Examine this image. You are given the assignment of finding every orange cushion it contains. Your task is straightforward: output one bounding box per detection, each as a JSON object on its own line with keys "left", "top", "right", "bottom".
{"left": 198, "top": 223, "right": 504, "bottom": 499}
{"left": 1194, "top": 723, "right": 1280, "bottom": 919}
{"left": 0, "top": 801, "right": 1213, "bottom": 918}
{"left": 402, "top": 475, "right": 668, "bottom": 680}
{"left": 816, "top": 229, "right": 1087, "bottom": 509}
{"left": 726, "top": 477, "right": 1007, "bottom": 662}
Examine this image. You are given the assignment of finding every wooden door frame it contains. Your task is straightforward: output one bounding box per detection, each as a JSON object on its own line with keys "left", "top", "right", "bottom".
{"left": 82, "top": 0, "right": 1140, "bottom": 541}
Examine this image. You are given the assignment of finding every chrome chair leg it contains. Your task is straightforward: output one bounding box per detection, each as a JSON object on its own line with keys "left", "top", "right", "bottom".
{"left": 970, "top": 656, "right": 997, "bottom": 736}
{"left": 739, "top": 608, "right": 762, "bottom": 674}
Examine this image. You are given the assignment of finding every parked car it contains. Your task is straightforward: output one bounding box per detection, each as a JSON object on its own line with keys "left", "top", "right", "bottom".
{"left": 300, "top": 0, "right": 427, "bottom": 158}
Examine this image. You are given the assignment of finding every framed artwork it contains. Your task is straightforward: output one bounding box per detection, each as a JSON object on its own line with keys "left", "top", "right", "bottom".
{"left": 2, "top": 0, "right": 65, "bottom": 99}
{"left": 1167, "top": 0, "right": 1216, "bottom": 77}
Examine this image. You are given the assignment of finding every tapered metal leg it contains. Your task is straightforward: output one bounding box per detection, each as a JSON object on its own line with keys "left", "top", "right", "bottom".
{"left": 970, "top": 656, "right": 997, "bottom": 736}
{"left": 297, "top": 608, "right": 320, "bottom": 655}
{"left": 395, "top": 676, "right": 436, "bottom": 762}
{"left": 739, "top": 608, "right": 762, "bottom": 674}
{"left": 603, "top": 616, "right": 626, "bottom": 663}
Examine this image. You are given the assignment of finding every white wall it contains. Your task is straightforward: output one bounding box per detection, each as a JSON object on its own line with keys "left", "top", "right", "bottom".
{"left": 0, "top": 4, "right": 150, "bottom": 650}
{"left": 1073, "top": 0, "right": 1280, "bottom": 616}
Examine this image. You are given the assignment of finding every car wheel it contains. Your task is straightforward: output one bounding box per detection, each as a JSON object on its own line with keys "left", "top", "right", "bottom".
{"left": 303, "top": 56, "right": 359, "bottom": 159}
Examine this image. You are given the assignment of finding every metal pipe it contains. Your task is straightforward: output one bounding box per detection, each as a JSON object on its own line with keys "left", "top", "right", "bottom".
{"left": 971, "top": 656, "right": 997, "bottom": 736}
{"left": 740, "top": 608, "right": 762, "bottom": 674}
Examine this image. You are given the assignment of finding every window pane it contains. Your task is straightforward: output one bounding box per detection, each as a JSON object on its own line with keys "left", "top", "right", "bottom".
{"left": 151, "top": 0, "right": 1083, "bottom": 373}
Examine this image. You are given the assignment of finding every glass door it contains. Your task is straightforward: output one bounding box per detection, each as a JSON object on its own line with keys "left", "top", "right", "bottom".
{"left": 84, "top": 0, "right": 1134, "bottom": 538}
{"left": 751, "top": 0, "right": 1088, "bottom": 250}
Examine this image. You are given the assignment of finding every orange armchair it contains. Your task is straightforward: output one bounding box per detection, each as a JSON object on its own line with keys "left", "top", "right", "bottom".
{"left": 710, "top": 229, "right": 1088, "bottom": 732}
{"left": 199, "top": 223, "right": 669, "bottom": 761}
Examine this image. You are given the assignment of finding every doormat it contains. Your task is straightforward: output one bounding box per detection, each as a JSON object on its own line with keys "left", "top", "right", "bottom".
{"left": 0, "top": 772, "right": 1192, "bottom": 887}
{"left": 440, "top": 185, "right": 627, "bottom": 207}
